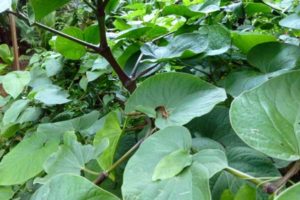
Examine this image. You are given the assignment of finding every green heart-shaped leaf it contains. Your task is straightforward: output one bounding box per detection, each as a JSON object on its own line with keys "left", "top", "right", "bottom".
{"left": 122, "top": 126, "right": 228, "bottom": 200}
{"left": 125, "top": 72, "right": 226, "bottom": 129}
{"left": 0, "top": 132, "right": 60, "bottom": 185}
{"left": 247, "top": 42, "right": 300, "bottom": 73}
{"left": 230, "top": 71, "right": 300, "bottom": 161}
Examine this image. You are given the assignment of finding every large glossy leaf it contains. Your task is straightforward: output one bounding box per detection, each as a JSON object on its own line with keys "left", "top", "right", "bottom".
{"left": 231, "top": 32, "right": 276, "bottom": 53}
{"left": 230, "top": 71, "right": 300, "bottom": 161}
{"left": 0, "top": 0, "right": 11, "bottom": 13}
{"left": 125, "top": 73, "right": 226, "bottom": 129}
{"left": 55, "top": 27, "right": 86, "bottom": 60}
{"left": 94, "top": 111, "right": 122, "bottom": 180}
{"left": 247, "top": 42, "right": 300, "bottom": 73}
{"left": 141, "top": 25, "right": 230, "bottom": 62}
{"left": 141, "top": 32, "right": 208, "bottom": 62}
{"left": 1, "top": 71, "right": 31, "bottom": 98}
{"left": 31, "top": 174, "right": 120, "bottom": 200}
{"left": 30, "top": 0, "right": 71, "bottom": 20}
{"left": 122, "top": 126, "right": 228, "bottom": 200}
{"left": 275, "top": 182, "right": 300, "bottom": 200}
{"left": 0, "top": 132, "right": 60, "bottom": 185}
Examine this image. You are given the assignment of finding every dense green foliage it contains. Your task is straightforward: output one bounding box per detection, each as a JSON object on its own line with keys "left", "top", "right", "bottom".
{"left": 0, "top": 0, "right": 300, "bottom": 199}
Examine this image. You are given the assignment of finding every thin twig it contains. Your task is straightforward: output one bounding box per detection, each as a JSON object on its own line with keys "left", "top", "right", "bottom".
{"left": 263, "top": 161, "right": 300, "bottom": 194}
{"left": 133, "top": 63, "right": 160, "bottom": 80}
{"left": 130, "top": 53, "right": 143, "bottom": 78}
{"left": 225, "top": 167, "right": 265, "bottom": 186}
{"left": 7, "top": 11, "right": 99, "bottom": 51}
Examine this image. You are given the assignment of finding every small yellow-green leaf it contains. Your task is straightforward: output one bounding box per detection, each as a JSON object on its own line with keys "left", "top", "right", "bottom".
{"left": 152, "top": 149, "right": 192, "bottom": 181}
{"left": 94, "top": 111, "right": 122, "bottom": 180}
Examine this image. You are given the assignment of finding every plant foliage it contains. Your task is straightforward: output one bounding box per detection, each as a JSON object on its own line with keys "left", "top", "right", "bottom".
{"left": 0, "top": 0, "right": 300, "bottom": 199}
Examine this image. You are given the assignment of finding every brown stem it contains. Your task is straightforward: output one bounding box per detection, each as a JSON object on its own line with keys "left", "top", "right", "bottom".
{"left": 95, "top": 0, "right": 136, "bottom": 92}
{"left": 96, "top": 0, "right": 108, "bottom": 49}
{"left": 263, "top": 161, "right": 300, "bottom": 194}
{"left": 100, "top": 49, "right": 136, "bottom": 92}
{"left": 93, "top": 171, "right": 108, "bottom": 185}
{"left": 9, "top": 13, "right": 20, "bottom": 70}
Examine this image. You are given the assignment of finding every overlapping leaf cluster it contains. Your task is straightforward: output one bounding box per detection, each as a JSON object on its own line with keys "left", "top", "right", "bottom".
{"left": 0, "top": 0, "right": 300, "bottom": 199}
